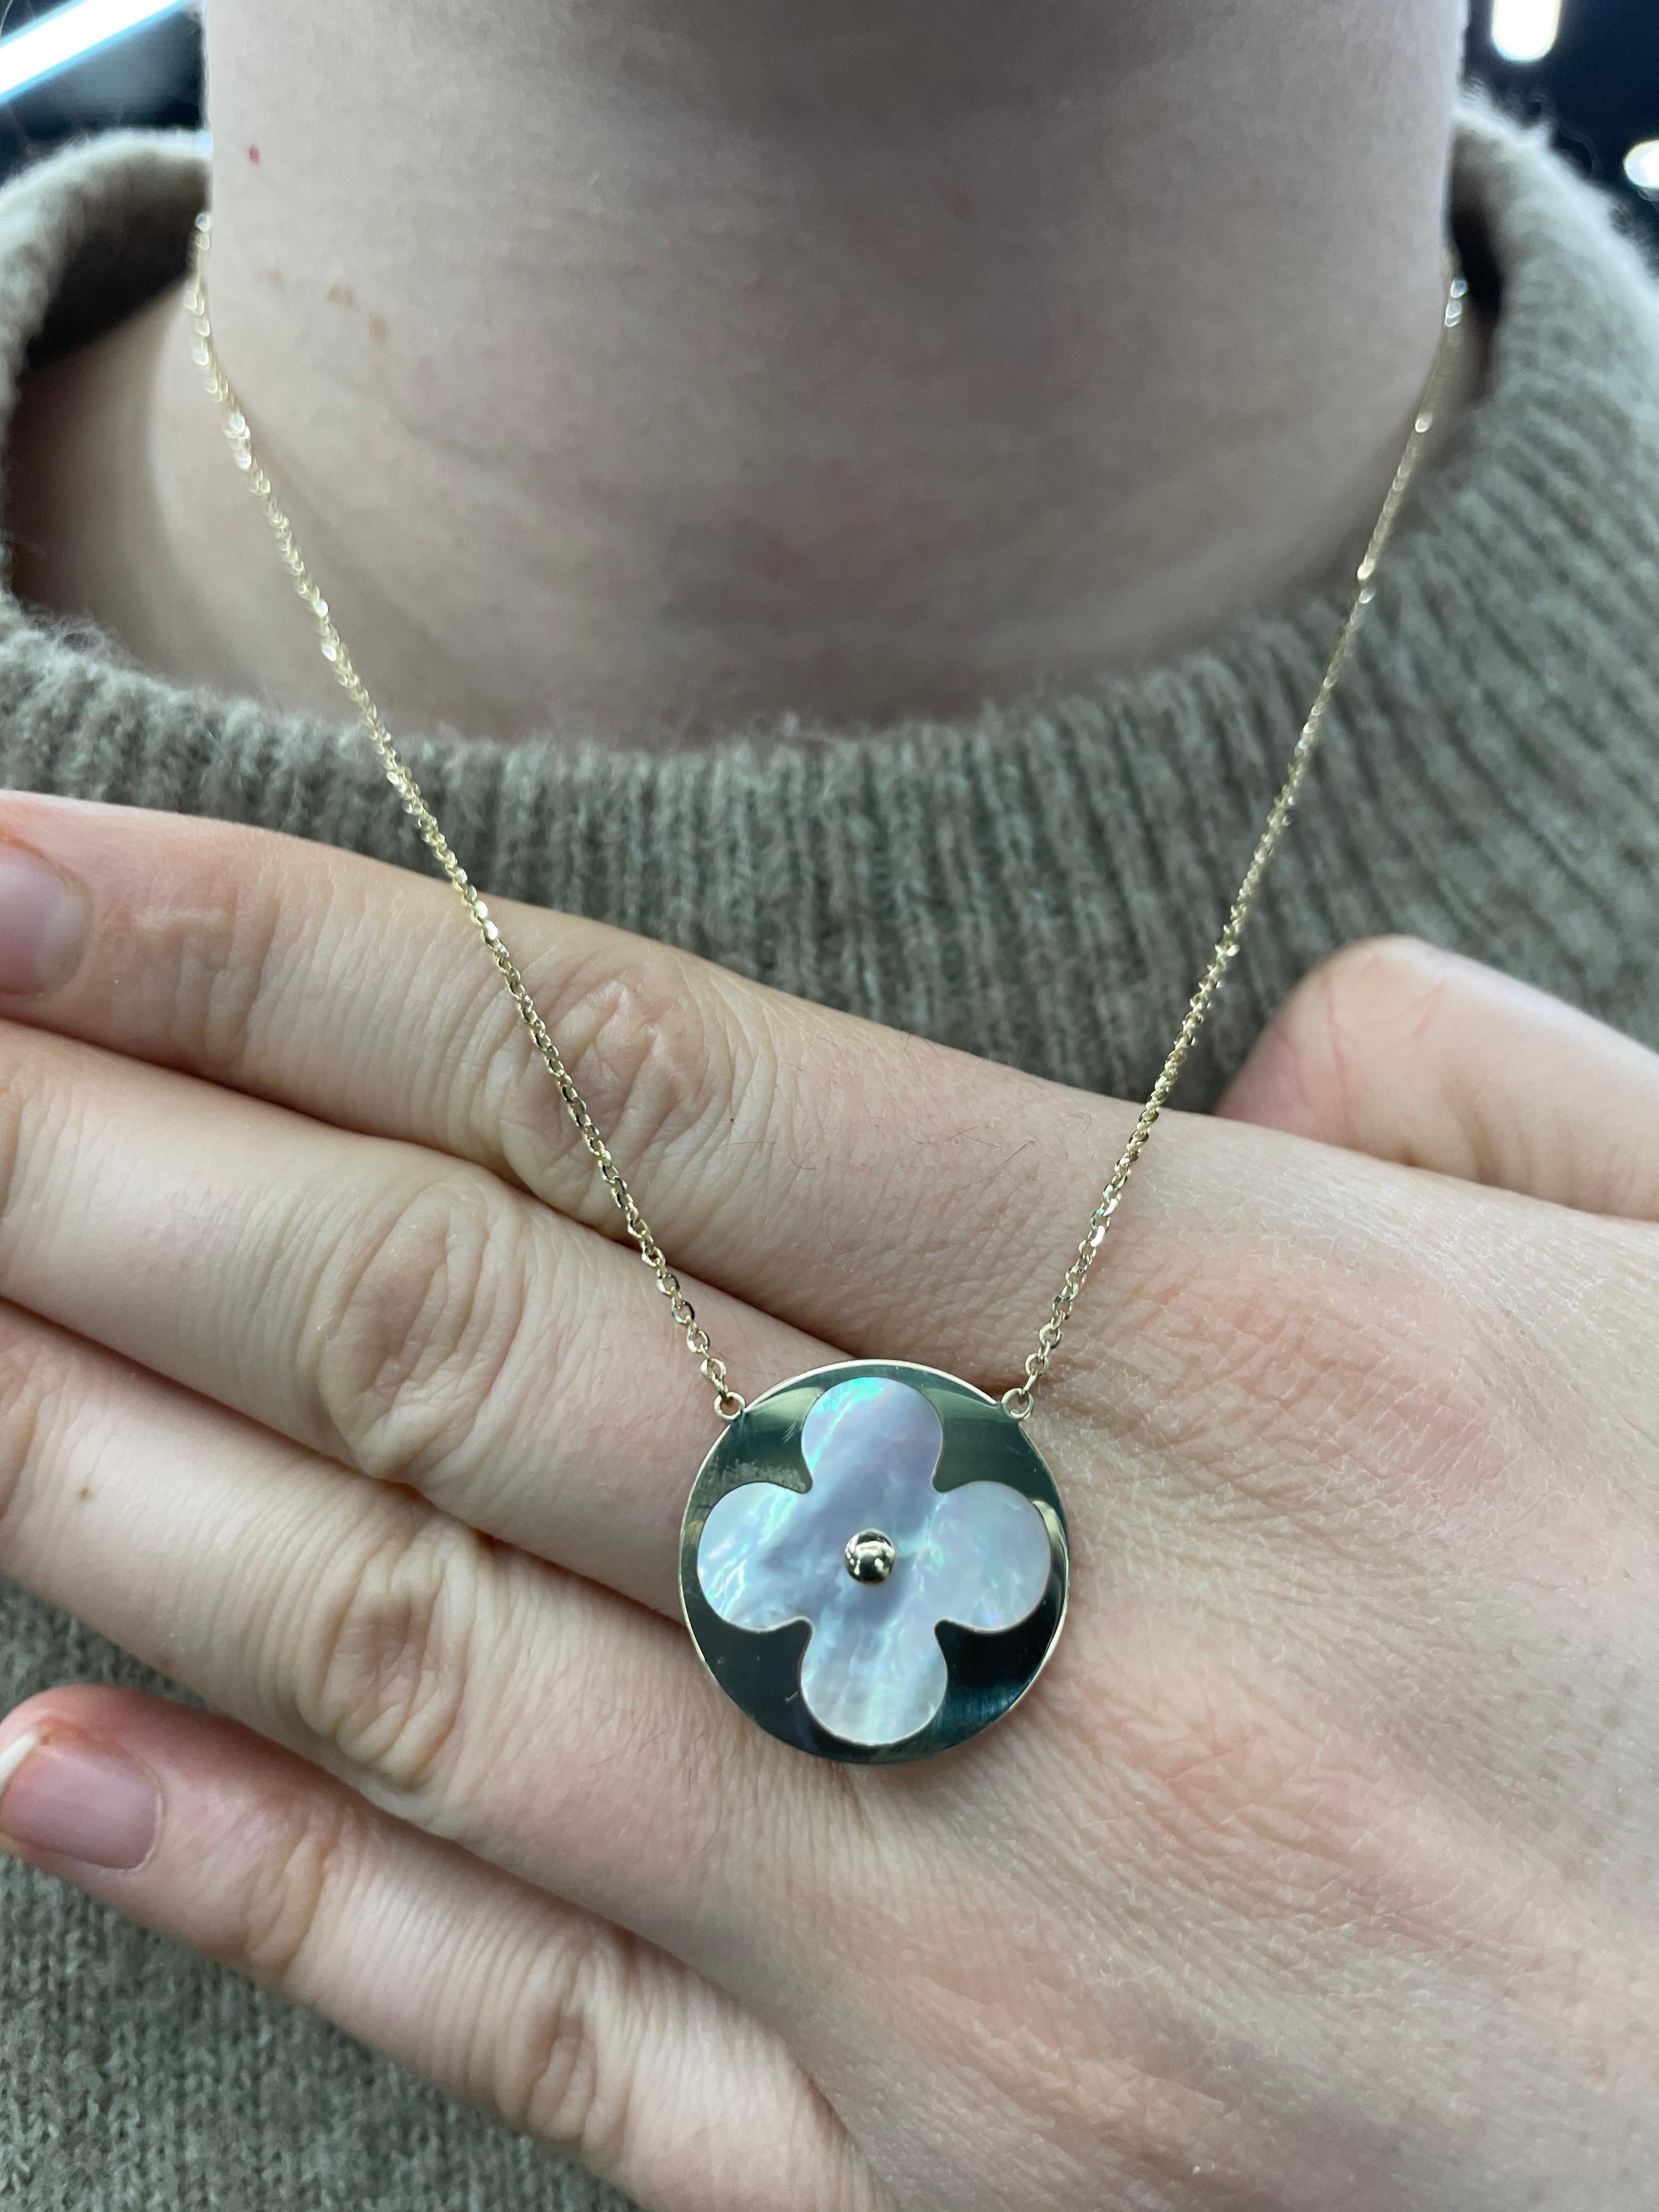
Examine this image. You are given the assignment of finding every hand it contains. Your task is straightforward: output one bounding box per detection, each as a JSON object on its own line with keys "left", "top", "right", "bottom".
{"left": 0, "top": 795, "right": 1655, "bottom": 2212}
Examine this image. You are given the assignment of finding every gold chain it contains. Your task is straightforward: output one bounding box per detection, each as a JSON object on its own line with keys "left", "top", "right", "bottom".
{"left": 1000, "top": 267, "right": 1469, "bottom": 1417}
{"left": 184, "top": 215, "right": 745, "bottom": 1422}
{"left": 185, "top": 212, "right": 1465, "bottom": 1427}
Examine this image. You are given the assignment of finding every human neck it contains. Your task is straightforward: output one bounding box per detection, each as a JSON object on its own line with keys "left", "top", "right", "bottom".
{"left": 10, "top": 1, "right": 1469, "bottom": 743}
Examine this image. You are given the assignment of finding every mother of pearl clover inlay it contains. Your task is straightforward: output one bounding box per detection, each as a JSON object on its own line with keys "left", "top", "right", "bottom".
{"left": 695, "top": 1375, "right": 1053, "bottom": 1747}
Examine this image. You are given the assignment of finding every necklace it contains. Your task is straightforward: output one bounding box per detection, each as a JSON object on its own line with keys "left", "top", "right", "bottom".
{"left": 185, "top": 215, "right": 1467, "bottom": 1765}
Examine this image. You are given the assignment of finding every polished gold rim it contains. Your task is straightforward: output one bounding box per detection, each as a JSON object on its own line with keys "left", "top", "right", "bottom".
{"left": 678, "top": 1360, "right": 1070, "bottom": 1766}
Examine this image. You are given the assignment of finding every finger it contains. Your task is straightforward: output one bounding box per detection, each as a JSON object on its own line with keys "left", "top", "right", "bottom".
{"left": 0, "top": 794, "right": 1136, "bottom": 1378}
{"left": 1217, "top": 936, "right": 1659, "bottom": 1219}
{"left": 0, "top": 1017, "right": 830, "bottom": 1615}
{"left": 0, "top": 1691, "right": 877, "bottom": 2212}
{"left": 0, "top": 1298, "right": 839, "bottom": 1976}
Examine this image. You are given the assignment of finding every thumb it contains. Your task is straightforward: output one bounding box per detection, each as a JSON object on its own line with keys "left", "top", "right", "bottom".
{"left": 1217, "top": 936, "right": 1659, "bottom": 1221}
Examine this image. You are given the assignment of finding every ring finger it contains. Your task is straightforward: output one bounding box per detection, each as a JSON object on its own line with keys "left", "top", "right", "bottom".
{"left": 0, "top": 1298, "right": 836, "bottom": 1971}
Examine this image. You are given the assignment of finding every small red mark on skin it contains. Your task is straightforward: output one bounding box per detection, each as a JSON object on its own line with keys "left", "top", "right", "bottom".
{"left": 368, "top": 312, "right": 388, "bottom": 344}
{"left": 248, "top": 144, "right": 260, "bottom": 164}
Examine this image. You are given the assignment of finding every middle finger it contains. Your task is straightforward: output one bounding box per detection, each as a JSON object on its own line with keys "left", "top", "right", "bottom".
{"left": 0, "top": 1018, "right": 832, "bottom": 1614}
{"left": 0, "top": 795, "right": 1134, "bottom": 1378}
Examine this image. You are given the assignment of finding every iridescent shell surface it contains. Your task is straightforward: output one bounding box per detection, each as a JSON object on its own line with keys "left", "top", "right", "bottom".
{"left": 696, "top": 1375, "right": 1052, "bottom": 1746}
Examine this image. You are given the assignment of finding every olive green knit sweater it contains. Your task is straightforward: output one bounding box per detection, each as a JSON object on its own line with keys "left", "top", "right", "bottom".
{"left": 0, "top": 108, "right": 1656, "bottom": 2212}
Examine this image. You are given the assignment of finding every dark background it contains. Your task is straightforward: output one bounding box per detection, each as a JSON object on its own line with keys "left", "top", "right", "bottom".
{"left": 0, "top": 1, "right": 1654, "bottom": 223}
{"left": 1469, "top": 0, "right": 1659, "bottom": 235}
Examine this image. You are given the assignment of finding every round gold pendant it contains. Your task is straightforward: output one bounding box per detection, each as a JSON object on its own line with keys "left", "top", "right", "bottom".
{"left": 678, "top": 1361, "right": 1069, "bottom": 1765}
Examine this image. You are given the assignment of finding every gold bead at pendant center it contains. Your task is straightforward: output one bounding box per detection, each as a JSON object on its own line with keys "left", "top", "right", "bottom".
{"left": 844, "top": 1528, "right": 897, "bottom": 1584}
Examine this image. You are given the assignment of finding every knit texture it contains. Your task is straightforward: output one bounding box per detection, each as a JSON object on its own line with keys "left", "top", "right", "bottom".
{"left": 0, "top": 109, "right": 1656, "bottom": 2210}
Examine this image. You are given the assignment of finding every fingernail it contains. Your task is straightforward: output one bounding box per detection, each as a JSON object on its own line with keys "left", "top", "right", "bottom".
{"left": 0, "top": 839, "right": 89, "bottom": 994}
{"left": 0, "top": 1731, "right": 159, "bottom": 1871}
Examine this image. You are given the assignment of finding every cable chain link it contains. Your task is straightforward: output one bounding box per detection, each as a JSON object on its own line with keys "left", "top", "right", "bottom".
{"left": 187, "top": 211, "right": 1464, "bottom": 1430}
{"left": 186, "top": 214, "right": 745, "bottom": 1420}
{"left": 998, "top": 265, "right": 1468, "bottom": 1419}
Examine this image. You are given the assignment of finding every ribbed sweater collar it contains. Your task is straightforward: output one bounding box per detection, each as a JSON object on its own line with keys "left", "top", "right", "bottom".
{"left": 0, "top": 109, "right": 1654, "bottom": 1105}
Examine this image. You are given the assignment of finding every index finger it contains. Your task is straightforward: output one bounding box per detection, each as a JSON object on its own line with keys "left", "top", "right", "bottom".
{"left": 0, "top": 792, "right": 1137, "bottom": 1387}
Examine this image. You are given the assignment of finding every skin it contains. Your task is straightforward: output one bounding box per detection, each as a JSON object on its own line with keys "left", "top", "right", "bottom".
{"left": 4, "top": 0, "right": 1477, "bottom": 739}
{"left": 4, "top": 5, "right": 1657, "bottom": 2206}
{"left": 0, "top": 802, "right": 1655, "bottom": 2212}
